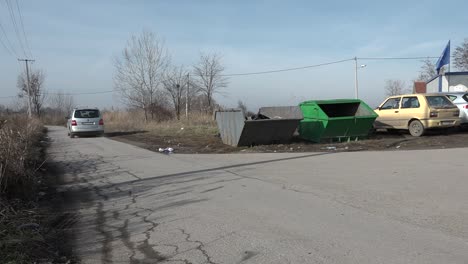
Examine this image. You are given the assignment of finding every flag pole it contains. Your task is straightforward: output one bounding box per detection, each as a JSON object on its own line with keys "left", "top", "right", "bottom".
{"left": 448, "top": 40, "right": 451, "bottom": 91}
{"left": 448, "top": 40, "right": 451, "bottom": 73}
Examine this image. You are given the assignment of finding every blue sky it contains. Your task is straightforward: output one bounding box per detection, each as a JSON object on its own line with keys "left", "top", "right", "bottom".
{"left": 1, "top": 0, "right": 467, "bottom": 110}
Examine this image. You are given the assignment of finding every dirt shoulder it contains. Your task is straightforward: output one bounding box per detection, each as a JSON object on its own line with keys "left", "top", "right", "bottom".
{"left": 106, "top": 128, "right": 468, "bottom": 154}
{"left": 0, "top": 131, "right": 77, "bottom": 264}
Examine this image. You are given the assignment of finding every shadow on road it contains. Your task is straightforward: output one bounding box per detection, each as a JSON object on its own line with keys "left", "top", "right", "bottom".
{"left": 104, "top": 131, "right": 147, "bottom": 137}
{"left": 47, "top": 146, "right": 335, "bottom": 263}
{"left": 108, "top": 152, "right": 332, "bottom": 190}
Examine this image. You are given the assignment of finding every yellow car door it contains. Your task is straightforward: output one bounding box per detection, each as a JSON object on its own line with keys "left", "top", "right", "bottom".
{"left": 398, "top": 96, "right": 421, "bottom": 128}
{"left": 375, "top": 97, "right": 401, "bottom": 128}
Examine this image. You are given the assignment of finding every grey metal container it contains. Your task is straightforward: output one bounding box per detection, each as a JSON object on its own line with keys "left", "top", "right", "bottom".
{"left": 215, "top": 108, "right": 302, "bottom": 147}
{"left": 258, "top": 106, "right": 303, "bottom": 119}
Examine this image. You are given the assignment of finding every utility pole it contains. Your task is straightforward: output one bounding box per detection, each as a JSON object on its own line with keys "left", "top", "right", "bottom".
{"left": 186, "top": 73, "right": 189, "bottom": 119}
{"left": 18, "top": 59, "right": 35, "bottom": 117}
{"left": 354, "top": 57, "right": 359, "bottom": 99}
{"left": 354, "top": 57, "right": 367, "bottom": 99}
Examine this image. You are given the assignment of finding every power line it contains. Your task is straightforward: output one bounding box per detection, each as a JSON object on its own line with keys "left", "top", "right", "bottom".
{"left": 47, "top": 90, "right": 115, "bottom": 96}
{"left": 0, "top": 30, "right": 13, "bottom": 56}
{"left": 222, "top": 58, "right": 355, "bottom": 76}
{"left": 0, "top": 19, "right": 19, "bottom": 57}
{"left": 14, "top": 0, "right": 32, "bottom": 58}
{"left": 4, "top": 0, "right": 28, "bottom": 57}
{"left": 0, "top": 55, "right": 454, "bottom": 100}
{"left": 219, "top": 56, "right": 443, "bottom": 76}
{"left": 358, "top": 56, "right": 440, "bottom": 60}
{"left": 0, "top": 90, "right": 115, "bottom": 99}
{"left": 0, "top": 95, "right": 18, "bottom": 99}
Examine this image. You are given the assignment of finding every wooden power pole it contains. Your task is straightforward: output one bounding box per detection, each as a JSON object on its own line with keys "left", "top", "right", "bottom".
{"left": 18, "top": 59, "right": 35, "bottom": 117}
{"left": 186, "top": 73, "right": 189, "bottom": 119}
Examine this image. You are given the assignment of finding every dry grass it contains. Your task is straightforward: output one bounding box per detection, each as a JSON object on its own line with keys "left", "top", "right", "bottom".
{"left": 0, "top": 115, "right": 60, "bottom": 263}
{"left": 0, "top": 115, "right": 44, "bottom": 194}
{"left": 41, "top": 112, "right": 67, "bottom": 126}
{"left": 104, "top": 110, "right": 218, "bottom": 137}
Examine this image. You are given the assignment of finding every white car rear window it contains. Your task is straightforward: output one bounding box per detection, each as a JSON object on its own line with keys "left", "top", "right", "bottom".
{"left": 74, "top": 109, "right": 100, "bottom": 118}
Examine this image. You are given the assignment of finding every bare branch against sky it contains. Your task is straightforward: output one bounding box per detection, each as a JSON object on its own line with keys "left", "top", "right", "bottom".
{"left": 113, "top": 31, "right": 170, "bottom": 121}
{"left": 163, "top": 66, "right": 191, "bottom": 120}
{"left": 384, "top": 79, "right": 409, "bottom": 96}
{"left": 17, "top": 69, "right": 46, "bottom": 117}
{"left": 454, "top": 39, "right": 468, "bottom": 71}
{"left": 192, "top": 53, "right": 228, "bottom": 112}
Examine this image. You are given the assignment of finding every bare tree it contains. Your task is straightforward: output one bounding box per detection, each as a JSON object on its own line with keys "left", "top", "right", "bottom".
{"left": 237, "top": 100, "right": 248, "bottom": 114}
{"left": 163, "top": 66, "right": 190, "bottom": 120}
{"left": 44, "top": 91, "right": 75, "bottom": 124}
{"left": 192, "top": 53, "right": 228, "bottom": 112}
{"left": 385, "top": 79, "right": 408, "bottom": 96}
{"left": 416, "top": 59, "right": 437, "bottom": 82}
{"left": 17, "top": 70, "right": 46, "bottom": 117}
{"left": 454, "top": 39, "right": 468, "bottom": 71}
{"left": 189, "top": 94, "right": 217, "bottom": 113}
{"left": 49, "top": 91, "right": 75, "bottom": 116}
{"left": 114, "top": 31, "right": 170, "bottom": 121}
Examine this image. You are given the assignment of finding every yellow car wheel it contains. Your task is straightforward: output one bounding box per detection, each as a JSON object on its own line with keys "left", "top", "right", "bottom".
{"left": 409, "top": 120, "right": 425, "bottom": 137}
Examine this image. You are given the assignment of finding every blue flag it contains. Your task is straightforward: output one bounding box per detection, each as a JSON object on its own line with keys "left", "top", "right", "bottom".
{"left": 436, "top": 41, "right": 450, "bottom": 74}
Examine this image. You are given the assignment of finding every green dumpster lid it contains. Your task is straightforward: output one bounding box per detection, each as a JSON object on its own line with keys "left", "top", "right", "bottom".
{"left": 299, "top": 99, "right": 363, "bottom": 105}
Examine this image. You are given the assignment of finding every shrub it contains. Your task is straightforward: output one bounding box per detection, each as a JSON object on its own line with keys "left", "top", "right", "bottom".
{"left": 0, "top": 115, "right": 44, "bottom": 195}
{"left": 103, "top": 110, "right": 216, "bottom": 133}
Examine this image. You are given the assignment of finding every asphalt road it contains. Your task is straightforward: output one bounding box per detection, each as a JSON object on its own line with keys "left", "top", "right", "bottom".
{"left": 47, "top": 126, "right": 468, "bottom": 264}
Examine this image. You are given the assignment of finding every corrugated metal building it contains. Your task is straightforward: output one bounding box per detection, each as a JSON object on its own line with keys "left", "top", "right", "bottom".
{"left": 426, "top": 72, "right": 468, "bottom": 93}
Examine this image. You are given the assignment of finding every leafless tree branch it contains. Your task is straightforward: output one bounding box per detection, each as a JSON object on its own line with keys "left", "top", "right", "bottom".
{"left": 192, "top": 53, "right": 228, "bottom": 112}
{"left": 384, "top": 79, "right": 409, "bottom": 96}
{"left": 163, "top": 66, "right": 195, "bottom": 120}
{"left": 17, "top": 70, "right": 46, "bottom": 117}
{"left": 416, "top": 59, "right": 437, "bottom": 82}
{"left": 113, "top": 31, "right": 170, "bottom": 121}
{"left": 454, "top": 39, "right": 468, "bottom": 71}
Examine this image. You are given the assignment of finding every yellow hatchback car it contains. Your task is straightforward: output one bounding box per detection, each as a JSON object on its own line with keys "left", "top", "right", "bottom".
{"left": 374, "top": 93, "right": 460, "bottom": 136}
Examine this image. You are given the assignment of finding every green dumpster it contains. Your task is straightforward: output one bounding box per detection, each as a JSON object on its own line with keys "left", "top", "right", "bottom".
{"left": 298, "top": 99, "right": 378, "bottom": 143}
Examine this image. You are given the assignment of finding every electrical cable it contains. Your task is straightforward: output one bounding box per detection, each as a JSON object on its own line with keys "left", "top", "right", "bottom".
{"left": 14, "top": 0, "right": 32, "bottom": 58}
{"left": 0, "top": 90, "right": 115, "bottom": 99}
{"left": 0, "top": 55, "right": 450, "bottom": 99}
{"left": 46, "top": 90, "right": 115, "bottom": 96}
{"left": 222, "top": 58, "right": 354, "bottom": 76}
{"left": 0, "top": 19, "right": 19, "bottom": 57}
{"left": 4, "top": 0, "right": 28, "bottom": 57}
{"left": 358, "top": 56, "right": 440, "bottom": 60}
{"left": 0, "top": 31, "right": 14, "bottom": 56}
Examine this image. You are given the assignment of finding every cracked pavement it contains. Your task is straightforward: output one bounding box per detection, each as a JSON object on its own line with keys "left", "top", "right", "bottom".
{"left": 47, "top": 126, "right": 468, "bottom": 263}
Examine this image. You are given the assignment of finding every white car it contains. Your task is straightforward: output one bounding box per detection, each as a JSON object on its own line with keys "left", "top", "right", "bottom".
{"left": 442, "top": 92, "right": 468, "bottom": 127}
{"left": 67, "top": 108, "right": 104, "bottom": 138}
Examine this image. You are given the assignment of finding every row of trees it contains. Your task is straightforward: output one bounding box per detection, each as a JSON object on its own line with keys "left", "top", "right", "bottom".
{"left": 8, "top": 31, "right": 229, "bottom": 123}
{"left": 383, "top": 59, "right": 435, "bottom": 96}
{"left": 2, "top": 85, "right": 75, "bottom": 125}
{"left": 6, "top": 70, "right": 74, "bottom": 124}
{"left": 11, "top": 34, "right": 468, "bottom": 118}
{"left": 113, "top": 31, "right": 228, "bottom": 121}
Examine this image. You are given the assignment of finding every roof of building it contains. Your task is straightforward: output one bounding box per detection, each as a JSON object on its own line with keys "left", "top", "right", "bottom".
{"left": 427, "top": 71, "right": 468, "bottom": 84}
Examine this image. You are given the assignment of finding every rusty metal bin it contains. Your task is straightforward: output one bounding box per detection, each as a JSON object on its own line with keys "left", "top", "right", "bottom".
{"left": 215, "top": 108, "right": 302, "bottom": 147}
